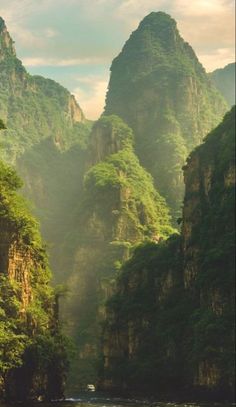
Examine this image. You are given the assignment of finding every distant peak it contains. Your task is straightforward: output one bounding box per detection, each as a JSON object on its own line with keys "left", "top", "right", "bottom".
{"left": 128, "top": 11, "right": 180, "bottom": 49}
{"left": 0, "top": 16, "right": 6, "bottom": 29}
{"left": 139, "top": 11, "right": 177, "bottom": 29}
{"left": 0, "top": 16, "right": 16, "bottom": 58}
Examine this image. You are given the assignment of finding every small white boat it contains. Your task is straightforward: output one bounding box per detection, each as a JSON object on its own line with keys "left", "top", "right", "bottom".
{"left": 87, "top": 383, "right": 96, "bottom": 392}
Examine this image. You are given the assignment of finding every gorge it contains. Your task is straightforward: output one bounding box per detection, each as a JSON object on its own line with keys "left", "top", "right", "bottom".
{"left": 0, "top": 10, "right": 235, "bottom": 404}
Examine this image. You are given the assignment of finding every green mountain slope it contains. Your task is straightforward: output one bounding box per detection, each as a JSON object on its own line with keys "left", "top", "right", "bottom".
{"left": 0, "top": 16, "right": 92, "bottom": 282}
{"left": 210, "top": 62, "right": 235, "bottom": 106}
{"left": 104, "top": 12, "right": 228, "bottom": 217}
{"left": 0, "top": 17, "right": 88, "bottom": 163}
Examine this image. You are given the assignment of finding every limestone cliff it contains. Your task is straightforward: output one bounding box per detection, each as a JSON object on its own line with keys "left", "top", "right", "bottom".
{"left": 62, "top": 115, "right": 174, "bottom": 391}
{"left": 104, "top": 12, "right": 228, "bottom": 217}
{"left": 0, "top": 16, "right": 92, "bottom": 285}
{"left": 0, "top": 218, "right": 33, "bottom": 311}
{"left": 181, "top": 106, "right": 235, "bottom": 393}
{"left": 0, "top": 159, "right": 68, "bottom": 401}
{"left": 0, "top": 16, "right": 86, "bottom": 161}
{"left": 100, "top": 107, "right": 235, "bottom": 400}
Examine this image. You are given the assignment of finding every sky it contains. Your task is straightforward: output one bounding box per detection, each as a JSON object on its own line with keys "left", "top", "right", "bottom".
{"left": 0, "top": 0, "right": 235, "bottom": 119}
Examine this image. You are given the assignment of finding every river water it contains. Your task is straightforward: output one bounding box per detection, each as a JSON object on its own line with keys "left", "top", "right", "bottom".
{"left": 0, "top": 394, "right": 234, "bottom": 407}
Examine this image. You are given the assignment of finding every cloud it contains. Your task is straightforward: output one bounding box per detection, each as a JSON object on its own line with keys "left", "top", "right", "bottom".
{"left": 73, "top": 75, "right": 109, "bottom": 120}
{"left": 199, "top": 48, "right": 235, "bottom": 72}
{"left": 22, "top": 56, "right": 108, "bottom": 67}
{"left": 1, "top": 0, "right": 234, "bottom": 69}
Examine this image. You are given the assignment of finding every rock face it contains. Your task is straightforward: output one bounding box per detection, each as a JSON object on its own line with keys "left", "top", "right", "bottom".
{"left": 211, "top": 63, "right": 235, "bottom": 107}
{"left": 0, "top": 16, "right": 92, "bottom": 283}
{"left": 0, "top": 159, "right": 69, "bottom": 401}
{"left": 63, "top": 115, "right": 174, "bottom": 391}
{"left": 100, "top": 107, "right": 235, "bottom": 400}
{"left": 0, "top": 219, "right": 33, "bottom": 311}
{"left": 104, "top": 12, "right": 228, "bottom": 216}
{"left": 181, "top": 106, "right": 235, "bottom": 394}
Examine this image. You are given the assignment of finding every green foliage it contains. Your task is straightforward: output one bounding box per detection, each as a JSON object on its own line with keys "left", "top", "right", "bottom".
{"left": 104, "top": 11, "right": 228, "bottom": 218}
{"left": 0, "top": 276, "right": 29, "bottom": 376}
{"left": 103, "top": 235, "right": 190, "bottom": 394}
{"left": 20, "top": 332, "right": 72, "bottom": 400}
{"left": 183, "top": 107, "right": 235, "bottom": 390}
{"left": 83, "top": 116, "right": 175, "bottom": 240}
{"left": 0, "top": 157, "right": 70, "bottom": 400}
{"left": 101, "top": 108, "right": 235, "bottom": 399}
{"left": 0, "top": 160, "right": 42, "bottom": 247}
{"left": 0, "top": 24, "right": 92, "bottom": 293}
{"left": 0, "top": 119, "right": 5, "bottom": 130}
{"left": 0, "top": 23, "right": 91, "bottom": 163}
{"left": 0, "top": 66, "right": 90, "bottom": 162}
{"left": 63, "top": 115, "right": 175, "bottom": 391}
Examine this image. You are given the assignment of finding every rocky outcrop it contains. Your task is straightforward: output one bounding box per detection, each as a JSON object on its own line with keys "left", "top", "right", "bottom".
{"left": 100, "top": 107, "right": 235, "bottom": 400}
{"left": 0, "top": 219, "right": 33, "bottom": 311}
{"left": 104, "top": 12, "right": 228, "bottom": 217}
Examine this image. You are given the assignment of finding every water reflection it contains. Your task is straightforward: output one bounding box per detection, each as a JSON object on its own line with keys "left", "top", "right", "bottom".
{"left": 0, "top": 396, "right": 234, "bottom": 407}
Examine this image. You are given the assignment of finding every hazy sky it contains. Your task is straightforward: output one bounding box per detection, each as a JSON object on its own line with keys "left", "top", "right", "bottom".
{"left": 0, "top": 0, "right": 235, "bottom": 119}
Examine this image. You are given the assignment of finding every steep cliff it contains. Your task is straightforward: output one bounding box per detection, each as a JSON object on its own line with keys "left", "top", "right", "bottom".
{"left": 0, "top": 16, "right": 92, "bottom": 283}
{"left": 0, "top": 158, "right": 69, "bottom": 401}
{"left": 101, "top": 107, "right": 235, "bottom": 400}
{"left": 211, "top": 63, "right": 235, "bottom": 107}
{"left": 63, "top": 115, "right": 174, "bottom": 390}
{"left": 0, "top": 17, "right": 87, "bottom": 162}
{"left": 181, "top": 106, "right": 235, "bottom": 395}
{"left": 104, "top": 12, "right": 228, "bottom": 217}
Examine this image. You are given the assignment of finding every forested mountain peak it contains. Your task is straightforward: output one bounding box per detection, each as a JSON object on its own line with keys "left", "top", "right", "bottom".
{"left": 105, "top": 12, "right": 228, "bottom": 218}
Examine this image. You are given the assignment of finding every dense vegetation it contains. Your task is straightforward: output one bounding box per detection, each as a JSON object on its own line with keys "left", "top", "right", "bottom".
{"left": 0, "top": 16, "right": 92, "bottom": 285}
{"left": 0, "top": 153, "right": 70, "bottom": 401}
{"left": 104, "top": 12, "right": 228, "bottom": 217}
{"left": 0, "top": 15, "right": 88, "bottom": 162}
{"left": 101, "top": 107, "right": 235, "bottom": 400}
{"left": 0, "top": 12, "right": 235, "bottom": 400}
{"left": 211, "top": 63, "right": 235, "bottom": 106}
{"left": 62, "top": 115, "right": 175, "bottom": 391}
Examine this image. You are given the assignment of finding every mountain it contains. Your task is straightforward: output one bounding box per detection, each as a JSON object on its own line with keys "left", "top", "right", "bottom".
{"left": 104, "top": 12, "right": 228, "bottom": 217}
{"left": 0, "top": 14, "right": 233, "bottom": 396}
{"left": 62, "top": 115, "right": 175, "bottom": 390}
{"left": 0, "top": 17, "right": 87, "bottom": 162}
{"left": 0, "top": 157, "right": 69, "bottom": 401}
{"left": 211, "top": 62, "right": 235, "bottom": 106}
{"left": 100, "top": 107, "right": 235, "bottom": 400}
{"left": 0, "top": 16, "right": 92, "bottom": 282}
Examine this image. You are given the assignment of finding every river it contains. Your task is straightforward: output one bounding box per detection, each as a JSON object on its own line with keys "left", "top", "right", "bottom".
{"left": 0, "top": 394, "right": 234, "bottom": 407}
